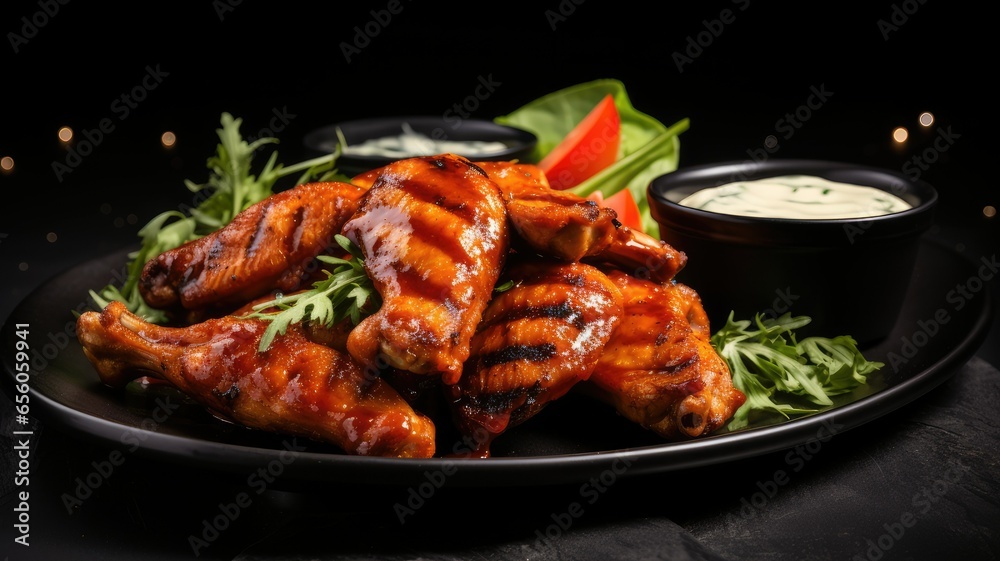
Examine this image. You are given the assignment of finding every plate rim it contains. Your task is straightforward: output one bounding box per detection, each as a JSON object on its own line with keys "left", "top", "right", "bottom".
{"left": 1, "top": 238, "right": 992, "bottom": 487}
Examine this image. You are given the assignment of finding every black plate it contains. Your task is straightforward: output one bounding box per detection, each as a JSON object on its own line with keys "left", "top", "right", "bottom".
{"left": 303, "top": 116, "right": 538, "bottom": 176}
{"left": 1, "top": 238, "right": 991, "bottom": 487}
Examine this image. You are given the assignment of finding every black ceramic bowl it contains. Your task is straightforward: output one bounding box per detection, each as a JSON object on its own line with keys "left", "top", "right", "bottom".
{"left": 303, "top": 116, "right": 538, "bottom": 177}
{"left": 648, "top": 159, "right": 938, "bottom": 346}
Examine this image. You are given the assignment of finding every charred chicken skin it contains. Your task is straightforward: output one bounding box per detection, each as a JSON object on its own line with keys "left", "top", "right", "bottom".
{"left": 448, "top": 258, "right": 624, "bottom": 456}
{"left": 139, "top": 180, "right": 367, "bottom": 314}
{"left": 77, "top": 301, "right": 436, "bottom": 458}
{"left": 341, "top": 154, "right": 510, "bottom": 385}
{"left": 586, "top": 270, "right": 746, "bottom": 439}
{"left": 473, "top": 161, "right": 687, "bottom": 283}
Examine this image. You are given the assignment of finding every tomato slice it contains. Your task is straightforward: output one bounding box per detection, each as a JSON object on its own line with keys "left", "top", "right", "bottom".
{"left": 587, "top": 189, "right": 643, "bottom": 231}
{"left": 538, "top": 94, "right": 620, "bottom": 190}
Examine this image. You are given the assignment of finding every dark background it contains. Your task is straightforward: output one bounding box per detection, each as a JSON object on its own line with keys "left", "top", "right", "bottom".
{"left": 0, "top": 2, "right": 997, "bottom": 560}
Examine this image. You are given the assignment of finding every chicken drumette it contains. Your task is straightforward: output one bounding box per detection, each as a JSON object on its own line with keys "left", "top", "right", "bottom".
{"left": 585, "top": 270, "right": 746, "bottom": 439}
{"left": 77, "top": 301, "right": 436, "bottom": 458}
{"left": 139, "top": 180, "right": 367, "bottom": 316}
{"left": 473, "top": 161, "right": 687, "bottom": 283}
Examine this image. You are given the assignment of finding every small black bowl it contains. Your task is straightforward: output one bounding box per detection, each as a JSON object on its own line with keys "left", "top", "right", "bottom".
{"left": 303, "top": 116, "right": 538, "bottom": 177}
{"left": 648, "top": 159, "right": 938, "bottom": 345}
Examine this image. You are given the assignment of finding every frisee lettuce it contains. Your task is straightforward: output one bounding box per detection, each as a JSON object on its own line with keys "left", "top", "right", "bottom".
{"left": 711, "top": 312, "right": 884, "bottom": 430}
{"left": 88, "top": 112, "right": 344, "bottom": 322}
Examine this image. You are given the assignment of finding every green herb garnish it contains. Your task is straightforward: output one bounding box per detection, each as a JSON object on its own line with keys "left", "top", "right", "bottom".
{"left": 243, "top": 235, "right": 379, "bottom": 352}
{"left": 89, "top": 112, "right": 343, "bottom": 322}
{"left": 711, "top": 312, "right": 884, "bottom": 430}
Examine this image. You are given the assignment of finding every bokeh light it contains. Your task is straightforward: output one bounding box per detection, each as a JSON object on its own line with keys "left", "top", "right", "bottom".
{"left": 58, "top": 126, "right": 74, "bottom": 143}
{"left": 919, "top": 112, "right": 934, "bottom": 127}
{"left": 892, "top": 127, "right": 909, "bottom": 143}
{"left": 161, "top": 131, "right": 177, "bottom": 148}
{"left": 984, "top": 205, "right": 997, "bottom": 219}
{"left": 1, "top": 156, "right": 13, "bottom": 173}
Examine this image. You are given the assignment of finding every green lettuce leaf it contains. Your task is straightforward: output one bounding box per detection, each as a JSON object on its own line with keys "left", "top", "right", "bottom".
{"left": 494, "top": 78, "right": 689, "bottom": 238}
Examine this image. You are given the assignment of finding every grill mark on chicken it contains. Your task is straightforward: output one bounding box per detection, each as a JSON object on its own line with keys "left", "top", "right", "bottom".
{"left": 343, "top": 154, "right": 509, "bottom": 384}
{"left": 397, "top": 176, "right": 474, "bottom": 213}
{"left": 480, "top": 343, "right": 558, "bottom": 367}
{"left": 465, "top": 160, "right": 489, "bottom": 178}
{"left": 473, "top": 382, "right": 545, "bottom": 415}
{"left": 479, "top": 301, "right": 585, "bottom": 332}
{"left": 139, "top": 181, "right": 367, "bottom": 315}
{"left": 396, "top": 196, "right": 478, "bottom": 266}
{"left": 76, "top": 301, "right": 436, "bottom": 458}
{"left": 245, "top": 199, "right": 275, "bottom": 257}
{"left": 287, "top": 205, "right": 307, "bottom": 255}
{"left": 585, "top": 270, "right": 746, "bottom": 440}
{"left": 657, "top": 354, "right": 699, "bottom": 375}
{"left": 214, "top": 383, "right": 241, "bottom": 407}
{"left": 449, "top": 258, "right": 623, "bottom": 456}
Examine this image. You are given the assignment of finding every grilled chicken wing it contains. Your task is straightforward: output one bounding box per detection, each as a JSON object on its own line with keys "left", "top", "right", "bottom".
{"left": 77, "top": 301, "right": 436, "bottom": 458}
{"left": 474, "top": 161, "right": 687, "bottom": 283}
{"left": 139, "top": 181, "right": 367, "bottom": 314}
{"left": 341, "top": 154, "right": 510, "bottom": 385}
{"left": 448, "top": 258, "right": 624, "bottom": 456}
{"left": 357, "top": 160, "right": 685, "bottom": 282}
{"left": 585, "top": 270, "right": 745, "bottom": 439}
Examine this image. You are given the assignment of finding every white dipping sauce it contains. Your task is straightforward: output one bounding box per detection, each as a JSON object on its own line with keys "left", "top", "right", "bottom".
{"left": 338, "top": 122, "right": 508, "bottom": 158}
{"left": 677, "top": 175, "right": 912, "bottom": 219}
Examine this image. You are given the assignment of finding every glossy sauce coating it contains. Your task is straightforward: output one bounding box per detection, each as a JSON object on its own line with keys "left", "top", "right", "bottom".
{"left": 76, "top": 301, "right": 436, "bottom": 458}
{"left": 586, "top": 270, "right": 746, "bottom": 439}
{"left": 140, "top": 181, "right": 367, "bottom": 312}
{"left": 342, "top": 154, "right": 510, "bottom": 384}
{"left": 448, "top": 258, "right": 624, "bottom": 456}
{"left": 475, "top": 160, "right": 686, "bottom": 282}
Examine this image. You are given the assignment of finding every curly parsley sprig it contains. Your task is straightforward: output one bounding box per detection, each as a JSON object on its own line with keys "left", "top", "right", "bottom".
{"left": 243, "top": 235, "right": 380, "bottom": 352}
{"left": 89, "top": 112, "right": 343, "bottom": 322}
{"left": 711, "top": 312, "right": 884, "bottom": 430}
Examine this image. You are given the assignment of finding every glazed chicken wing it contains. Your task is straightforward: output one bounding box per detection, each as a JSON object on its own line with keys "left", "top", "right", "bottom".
{"left": 77, "top": 301, "right": 436, "bottom": 458}
{"left": 341, "top": 154, "right": 510, "bottom": 385}
{"left": 139, "top": 181, "right": 367, "bottom": 315}
{"left": 356, "top": 160, "right": 686, "bottom": 282}
{"left": 585, "top": 270, "right": 746, "bottom": 439}
{"left": 474, "top": 161, "right": 687, "bottom": 283}
{"left": 448, "top": 258, "right": 624, "bottom": 456}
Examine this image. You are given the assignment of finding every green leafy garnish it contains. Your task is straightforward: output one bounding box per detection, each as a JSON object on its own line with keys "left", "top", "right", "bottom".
{"left": 494, "top": 279, "right": 517, "bottom": 293}
{"left": 88, "top": 112, "right": 344, "bottom": 322}
{"left": 242, "top": 235, "right": 379, "bottom": 352}
{"left": 711, "top": 312, "right": 884, "bottom": 430}
{"left": 494, "top": 78, "right": 689, "bottom": 238}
